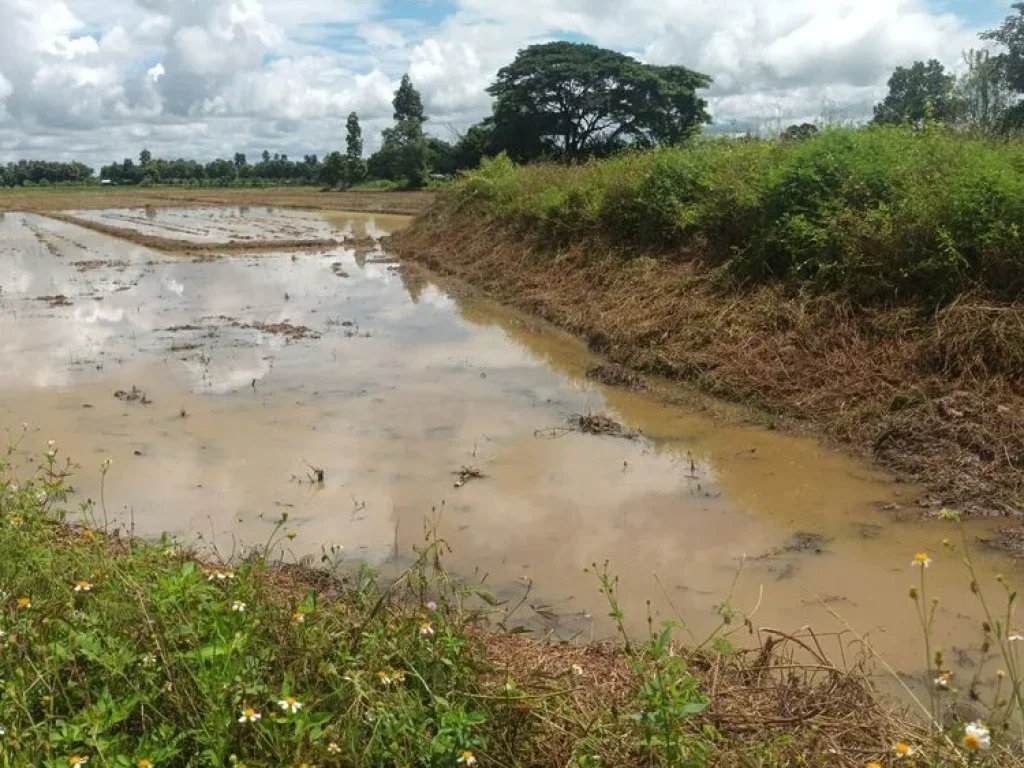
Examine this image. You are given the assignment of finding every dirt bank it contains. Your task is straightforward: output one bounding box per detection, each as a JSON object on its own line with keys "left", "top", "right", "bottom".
{"left": 392, "top": 209, "right": 1024, "bottom": 538}
{"left": 0, "top": 186, "right": 435, "bottom": 215}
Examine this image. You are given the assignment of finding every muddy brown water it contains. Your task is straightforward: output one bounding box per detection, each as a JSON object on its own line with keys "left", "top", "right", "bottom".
{"left": 1, "top": 208, "right": 1021, "bottom": 706}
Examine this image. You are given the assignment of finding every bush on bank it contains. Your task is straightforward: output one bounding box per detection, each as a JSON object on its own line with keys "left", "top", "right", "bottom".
{"left": 455, "top": 126, "right": 1024, "bottom": 305}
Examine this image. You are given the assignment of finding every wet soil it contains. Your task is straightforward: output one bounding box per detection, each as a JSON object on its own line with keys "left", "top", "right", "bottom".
{"left": 392, "top": 212, "right": 1024, "bottom": 527}
{"left": 1, "top": 208, "right": 1021, "bottom": 708}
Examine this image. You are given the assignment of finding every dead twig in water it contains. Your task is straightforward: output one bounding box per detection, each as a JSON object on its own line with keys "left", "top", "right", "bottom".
{"left": 535, "top": 412, "right": 641, "bottom": 441}
{"left": 114, "top": 386, "right": 152, "bottom": 405}
{"left": 302, "top": 461, "right": 325, "bottom": 485}
{"left": 454, "top": 466, "right": 485, "bottom": 489}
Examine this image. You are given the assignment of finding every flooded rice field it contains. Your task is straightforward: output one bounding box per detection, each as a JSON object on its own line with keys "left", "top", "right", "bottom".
{"left": 1, "top": 207, "right": 1020, "bottom": 700}
{"left": 62, "top": 206, "right": 341, "bottom": 243}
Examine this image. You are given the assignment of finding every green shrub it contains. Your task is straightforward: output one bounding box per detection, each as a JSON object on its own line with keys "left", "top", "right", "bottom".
{"left": 455, "top": 126, "right": 1024, "bottom": 304}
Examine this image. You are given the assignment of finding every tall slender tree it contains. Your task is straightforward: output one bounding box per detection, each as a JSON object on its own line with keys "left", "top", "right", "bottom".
{"left": 344, "top": 112, "right": 367, "bottom": 187}
{"left": 372, "top": 75, "right": 430, "bottom": 188}
{"left": 393, "top": 75, "right": 426, "bottom": 125}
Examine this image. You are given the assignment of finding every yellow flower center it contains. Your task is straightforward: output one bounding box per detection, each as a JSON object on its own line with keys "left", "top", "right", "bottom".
{"left": 138, "top": 761, "right": 152, "bottom": 768}
{"left": 18, "top": 597, "right": 31, "bottom": 609}
{"left": 462, "top": 752, "right": 474, "bottom": 760}
{"left": 964, "top": 733, "right": 980, "bottom": 750}
{"left": 243, "top": 708, "right": 256, "bottom": 718}
{"left": 914, "top": 552, "right": 929, "bottom": 563}
{"left": 895, "top": 742, "right": 911, "bottom": 755}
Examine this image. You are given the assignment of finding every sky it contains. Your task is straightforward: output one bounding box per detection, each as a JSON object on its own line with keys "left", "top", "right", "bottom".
{"left": 0, "top": 0, "right": 1015, "bottom": 168}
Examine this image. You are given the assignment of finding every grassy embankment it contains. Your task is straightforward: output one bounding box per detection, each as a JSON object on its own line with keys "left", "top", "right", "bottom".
{"left": 6, "top": 446, "right": 1021, "bottom": 767}
{"left": 392, "top": 126, "right": 1024, "bottom": 530}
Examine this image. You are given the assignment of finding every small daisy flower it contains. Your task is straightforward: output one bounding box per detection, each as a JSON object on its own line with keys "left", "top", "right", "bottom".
{"left": 893, "top": 742, "right": 915, "bottom": 758}
{"left": 391, "top": 670, "right": 405, "bottom": 683}
{"left": 137, "top": 760, "right": 153, "bottom": 768}
{"left": 207, "top": 568, "right": 236, "bottom": 582}
{"left": 278, "top": 696, "right": 303, "bottom": 714}
{"left": 68, "top": 757, "right": 88, "bottom": 766}
{"left": 231, "top": 601, "right": 247, "bottom": 613}
{"left": 867, "top": 763, "right": 883, "bottom": 768}
{"left": 0, "top": 725, "right": 6, "bottom": 736}
{"left": 1009, "top": 631, "right": 1023, "bottom": 642}
{"left": 377, "top": 671, "right": 392, "bottom": 686}
{"left": 911, "top": 552, "right": 931, "bottom": 568}
{"left": 36, "top": 491, "right": 47, "bottom": 503}
{"left": 327, "top": 742, "right": 341, "bottom": 754}
{"left": 74, "top": 580, "right": 93, "bottom": 593}
{"left": 9, "top": 516, "right": 23, "bottom": 527}
{"left": 420, "top": 621, "right": 435, "bottom": 637}
{"left": 426, "top": 600, "right": 438, "bottom": 611}
{"left": 934, "top": 672, "right": 952, "bottom": 689}
{"left": 571, "top": 664, "right": 584, "bottom": 677}
{"left": 142, "top": 653, "right": 157, "bottom": 666}
{"left": 17, "top": 597, "right": 31, "bottom": 610}
{"left": 238, "top": 707, "right": 261, "bottom": 724}
{"left": 962, "top": 721, "right": 990, "bottom": 751}
{"left": 292, "top": 611, "right": 305, "bottom": 624}
{"left": 457, "top": 750, "right": 477, "bottom": 766}
{"left": 161, "top": 681, "right": 173, "bottom": 694}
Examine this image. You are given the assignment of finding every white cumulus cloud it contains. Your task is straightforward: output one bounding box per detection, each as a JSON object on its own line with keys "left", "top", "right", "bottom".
{"left": 0, "top": 0, "right": 1002, "bottom": 167}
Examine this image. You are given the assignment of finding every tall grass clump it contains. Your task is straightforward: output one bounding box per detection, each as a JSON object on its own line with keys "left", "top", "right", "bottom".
{"left": 456, "top": 126, "right": 1024, "bottom": 305}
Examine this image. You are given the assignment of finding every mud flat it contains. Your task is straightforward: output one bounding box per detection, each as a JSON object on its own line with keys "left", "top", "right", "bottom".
{"left": 0, "top": 208, "right": 1020, "bottom": 709}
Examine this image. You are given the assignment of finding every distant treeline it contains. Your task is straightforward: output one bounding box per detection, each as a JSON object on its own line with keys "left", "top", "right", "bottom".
{"left": 1, "top": 161, "right": 95, "bottom": 187}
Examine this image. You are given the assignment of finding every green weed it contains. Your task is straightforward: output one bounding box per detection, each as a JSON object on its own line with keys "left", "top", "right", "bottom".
{"left": 455, "top": 126, "right": 1024, "bottom": 305}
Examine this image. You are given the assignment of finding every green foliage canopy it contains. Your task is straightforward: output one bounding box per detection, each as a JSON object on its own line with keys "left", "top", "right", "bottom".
{"left": 872, "top": 59, "right": 960, "bottom": 125}
{"left": 485, "top": 42, "right": 711, "bottom": 162}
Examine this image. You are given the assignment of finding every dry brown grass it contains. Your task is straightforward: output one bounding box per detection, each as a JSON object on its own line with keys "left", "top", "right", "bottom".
{"left": 393, "top": 211, "right": 1024, "bottom": 536}
{"left": 477, "top": 627, "right": 1013, "bottom": 768}
{"left": 0, "top": 186, "right": 435, "bottom": 215}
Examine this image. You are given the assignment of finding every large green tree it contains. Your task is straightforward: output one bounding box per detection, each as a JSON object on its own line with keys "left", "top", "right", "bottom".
{"left": 982, "top": 3, "right": 1024, "bottom": 128}
{"left": 485, "top": 42, "right": 711, "bottom": 162}
{"left": 321, "top": 151, "right": 346, "bottom": 188}
{"left": 872, "top": 59, "right": 960, "bottom": 125}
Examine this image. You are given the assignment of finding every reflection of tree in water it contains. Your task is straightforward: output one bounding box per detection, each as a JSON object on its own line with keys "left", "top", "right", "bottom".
{"left": 144, "top": 205, "right": 157, "bottom": 220}
{"left": 238, "top": 205, "right": 250, "bottom": 216}
{"left": 354, "top": 250, "right": 368, "bottom": 269}
{"left": 399, "top": 266, "right": 425, "bottom": 304}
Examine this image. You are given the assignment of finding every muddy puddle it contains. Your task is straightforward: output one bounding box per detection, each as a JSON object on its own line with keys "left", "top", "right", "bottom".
{"left": 1, "top": 208, "right": 1021, "bottom": 706}
{"left": 61, "top": 206, "right": 410, "bottom": 244}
